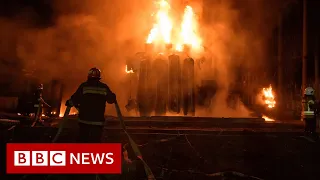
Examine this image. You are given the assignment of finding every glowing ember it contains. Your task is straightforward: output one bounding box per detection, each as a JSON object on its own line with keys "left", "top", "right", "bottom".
{"left": 262, "top": 85, "right": 276, "bottom": 108}
{"left": 125, "top": 65, "right": 134, "bottom": 74}
{"left": 263, "top": 115, "right": 275, "bottom": 121}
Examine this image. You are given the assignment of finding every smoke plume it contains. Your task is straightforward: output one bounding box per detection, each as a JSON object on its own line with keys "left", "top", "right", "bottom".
{"left": 193, "top": 0, "right": 294, "bottom": 117}
{"left": 0, "top": 0, "right": 292, "bottom": 116}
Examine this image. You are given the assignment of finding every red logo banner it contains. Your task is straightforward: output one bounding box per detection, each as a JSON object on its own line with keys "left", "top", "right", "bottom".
{"left": 6, "top": 143, "right": 122, "bottom": 174}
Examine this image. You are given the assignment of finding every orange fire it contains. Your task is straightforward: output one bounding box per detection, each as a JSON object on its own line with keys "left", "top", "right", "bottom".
{"left": 262, "top": 85, "right": 276, "bottom": 108}
{"left": 125, "top": 0, "right": 203, "bottom": 73}
{"left": 146, "top": 0, "right": 172, "bottom": 45}
{"left": 59, "top": 101, "right": 78, "bottom": 118}
{"left": 125, "top": 65, "right": 134, "bottom": 74}
{"left": 176, "top": 5, "right": 202, "bottom": 52}
{"left": 263, "top": 115, "right": 275, "bottom": 122}
{"left": 146, "top": 0, "right": 202, "bottom": 53}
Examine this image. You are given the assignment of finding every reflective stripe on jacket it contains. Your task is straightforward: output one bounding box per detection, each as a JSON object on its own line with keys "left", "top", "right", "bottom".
{"left": 70, "top": 79, "right": 116, "bottom": 123}
{"left": 303, "top": 111, "right": 314, "bottom": 115}
{"left": 302, "top": 97, "right": 316, "bottom": 118}
{"left": 83, "top": 87, "right": 108, "bottom": 96}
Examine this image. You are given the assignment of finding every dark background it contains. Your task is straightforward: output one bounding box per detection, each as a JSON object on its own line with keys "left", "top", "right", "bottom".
{"left": 275, "top": 0, "right": 320, "bottom": 87}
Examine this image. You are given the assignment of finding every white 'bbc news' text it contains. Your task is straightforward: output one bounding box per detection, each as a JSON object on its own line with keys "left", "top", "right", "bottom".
{"left": 14, "top": 151, "right": 114, "bottom": 166}
{"left": 70, "top": 153, "right": 114, "bottom": 165}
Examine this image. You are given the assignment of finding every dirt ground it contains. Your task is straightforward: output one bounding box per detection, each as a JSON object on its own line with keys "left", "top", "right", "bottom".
{"left": 1, "top": 118, "right": 320, "bottom": 180}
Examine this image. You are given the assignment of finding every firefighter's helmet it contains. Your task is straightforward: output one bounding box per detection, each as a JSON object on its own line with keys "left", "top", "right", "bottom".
{"left": 37, "top": 84, "right": 43, "bottom": 90}
{"left": 304, "top": 87, "right": 315, "bottom": 96}
{"left": 88, "top": 67, "right": 101, "bottom": 79}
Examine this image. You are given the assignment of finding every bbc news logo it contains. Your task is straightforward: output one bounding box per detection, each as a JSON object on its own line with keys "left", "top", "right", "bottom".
{"left": 14, "top": 151, "right": 114, "bottom": 166}
{"left": 6, "top": 143, "right": 122, "bottom": 174}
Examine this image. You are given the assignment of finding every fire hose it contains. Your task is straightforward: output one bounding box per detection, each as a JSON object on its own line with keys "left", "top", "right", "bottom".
{"left": 31, "top": 98, "right": 51, "bottom": 127}
{"left": 51, "top": 100, "right": 156, "bottom": 180}
{"left": 114, "top": 101, "right": 155, "bottom": 180}
{"left": 31, "top": 102, "right": 42, "bottom": 127}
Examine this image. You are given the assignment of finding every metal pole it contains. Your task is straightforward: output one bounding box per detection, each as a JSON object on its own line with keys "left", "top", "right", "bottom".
{"left": 316, "top": 37, "right": 320, "bottom": 128}
{"left": 315, "top": 36, "right": 319, "bottom": 98}
{"left": 278, "top": 14, "right": 283, "bottom": 106}
{"left": 301, "top": 0, "right": 307, "bottom": 121}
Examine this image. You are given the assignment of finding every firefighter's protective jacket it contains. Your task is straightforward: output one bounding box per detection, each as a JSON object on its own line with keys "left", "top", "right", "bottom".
{"left": 70, "top": 79, "right": 116, "bottom": 125}
{"left": 33, "top": 89, "right": 42, "bottom": 108}
{"left": 302, "top": 95, "right": 316, "bottom": 119}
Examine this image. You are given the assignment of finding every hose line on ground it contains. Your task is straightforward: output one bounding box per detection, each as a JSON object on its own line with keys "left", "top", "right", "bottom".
{"left": 52, "top": 106, "right": 72, "bottom": 142}
{"left": 51, "top": 100, "right": 156, "bottom": 179}
{"left": 31, "top": 102, "right": 42, "bottom": 127}
{"left": 114, "top": 101, "right": 156, "bottom": 180}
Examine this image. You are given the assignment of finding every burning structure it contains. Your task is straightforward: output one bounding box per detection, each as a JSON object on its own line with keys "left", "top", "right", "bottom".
{"left": 125, "top": 0, "right": 215, "bottom": 116}
{"left": 0, "top": 0, "right": 285, "bottom": 120}
{"left": 123, "top": 0, "right": 279, "bottom": 119}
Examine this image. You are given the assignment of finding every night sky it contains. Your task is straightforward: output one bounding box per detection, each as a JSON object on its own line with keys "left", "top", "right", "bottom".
{"left": 0, "top": 0, "right": 53, "bottom": 26}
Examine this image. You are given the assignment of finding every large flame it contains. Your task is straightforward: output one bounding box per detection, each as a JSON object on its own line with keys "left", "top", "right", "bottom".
{"left": 145, "top": 0, "right": 202, "bottom": 53}
{"left": 125, "top": 0, "right": 203, "bottom": 73}
{"left": 176, "top": 5, "right": 202, "bottom": 52}
{"left": 262, "top": 85, "right": 276, "bottom": 108}
{"left": 146, "top": 0, "right": 173, "bottom": 44}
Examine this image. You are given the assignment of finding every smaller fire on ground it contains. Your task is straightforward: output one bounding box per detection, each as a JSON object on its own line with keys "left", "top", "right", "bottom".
{"left": 262, "top": 85, "right": 276, "bottom": 108}
{"left": 261, "top": 85, "right": 276, "bottom": 121}
{"left": 263, "top": 115, "right": 275, "bottom": 122}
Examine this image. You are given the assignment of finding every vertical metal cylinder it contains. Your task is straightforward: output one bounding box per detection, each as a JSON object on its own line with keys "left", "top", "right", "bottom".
{"left": 39, "top": 83, "right": 48, "bottom": 116}
{"left": 58, "top": 83, "right": 64, "bottom": 116}
{"left": 137, "top": 55, "right": 153, "bottom": 116}
{"left": 315, "top": 36, "right": 319, "bottom": 98}
{"left": 50, "top": 80, "right": 63, "bottom": 117}
{"left": 277, "top": 15, "right": 283, "bottom": 105}
{"left": 168, "top": 54, "right": 181, "bottom": 114}
{"left": 153, "top": 55, "right": 168, "bottom": 115}
{"left": 301, "top": 0, "right": 307, "bottom": 121}
{"left": 182, "top": 57, "right": 195, "bottom": 116}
